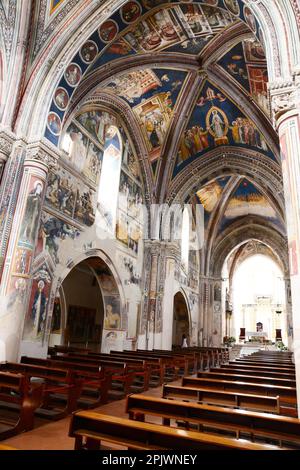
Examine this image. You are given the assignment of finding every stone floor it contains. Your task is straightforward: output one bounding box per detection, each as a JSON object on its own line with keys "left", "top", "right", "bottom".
{"left": 1, "top": 381, "right": 179, "bottom": 450}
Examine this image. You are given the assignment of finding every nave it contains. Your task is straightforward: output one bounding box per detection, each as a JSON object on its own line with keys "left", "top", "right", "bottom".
{"left": 0, "top": 346, "right": 298, "bottom": 450}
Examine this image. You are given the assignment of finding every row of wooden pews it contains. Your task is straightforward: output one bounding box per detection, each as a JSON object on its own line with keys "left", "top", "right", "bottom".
{"left": 1, "top": 345, "right": 224, "bottom": 441}
{"left": 68, "top": 348, "right": 299, "bottom": 450}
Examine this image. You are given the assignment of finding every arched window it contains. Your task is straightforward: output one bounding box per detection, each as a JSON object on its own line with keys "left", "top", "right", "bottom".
{"left": 97, "top": 125, "right": 122, "bottom": 234}
{"left": 181, "top": 207, "right": 189, "bottom": 271}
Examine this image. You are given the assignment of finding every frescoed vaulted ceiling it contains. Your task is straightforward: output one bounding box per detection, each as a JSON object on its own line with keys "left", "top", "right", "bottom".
{"left": 43, "top": 0, "right": 280, "bottom": 217}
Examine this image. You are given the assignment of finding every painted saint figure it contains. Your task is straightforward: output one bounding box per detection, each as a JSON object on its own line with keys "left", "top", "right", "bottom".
{"left": 104, "top": 304, "right": 121, "bottom": 329}
{"left": 208, "top": 108, "right": 229, "bottom": 145}
{"left": 32, "top": 280, "right": 48, "bottom": 337}
{"left": 20, "top": 181, "right": 44, "bottom": 247}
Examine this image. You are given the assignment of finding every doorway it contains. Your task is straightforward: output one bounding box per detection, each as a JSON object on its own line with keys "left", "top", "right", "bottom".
{"left": 172, "top": 292, "right": 190, "bottom": 347}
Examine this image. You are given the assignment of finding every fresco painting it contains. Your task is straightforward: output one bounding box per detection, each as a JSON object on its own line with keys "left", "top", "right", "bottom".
{"left": 121, "top": 1, "right": 142, "bottom": 24}
{"left": 103, "top": 68, "right": 186, "bottom": 161}
{"left": 80, "top": 41, "right": 98, "bottom": 64}
{"left": 194, "top": 176, "right": 231, "bottom": 226}
{"left": 221, "top": 179, "right": 277, "bottom": 230}
{"left": 176, "top": 81, "right": 271, "bottom": 170}
{"left": 19, "top": 176, "right": 45, "bottom": 250}
{"left": 74, "top": 187, "right": 96, "bottom": 227}
{"left": 45, "top": 1, "right": 263, "bottom": 146}
{"left": 117, "top": 170, "right": 143, "bottom": 254}
{"left": 218, "top": 39, "right": 269, "bottom": 116}
{"left": 104, "top": 296, "right": 121, "bottom": 329}
{"left": 76, "top": 110, "right": 115, "bottom": 145}
{"left": 51, "top": 297, "right": 62, "bottom": 332}
{"left": 45, "top": 166, "right": 96, "bottom": 227}
{"left": 63, "top": 119, "right": 104, "bottom": 183}
{"left": 23, "top": 266, "right": 52, "bottom": 341}
{"left": 45, "top": 168, "right": 77, "bottom": 217}
{"left": 38, "top": 212, "right": 80, "bottom": 264}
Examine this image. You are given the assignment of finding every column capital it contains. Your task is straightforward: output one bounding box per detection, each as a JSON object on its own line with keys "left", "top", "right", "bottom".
{"left": 0, "top": 131, "right": 14, "bottom": 162}
{"left": 25, "top": 141, "right": 59, "bottom": 171}
{"left": 269, "top": 76, "right": 300, "bottom": 124}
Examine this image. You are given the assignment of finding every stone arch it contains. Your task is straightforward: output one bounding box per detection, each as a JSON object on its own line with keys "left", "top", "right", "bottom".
{"left": 52, "top": 250, "right": 127, "bottom": 351}
{"left": 210, "top": 221, "right": 289, "bottom": 278}
{"left": 172, "top": 289, "right": 192, "bottom": 347}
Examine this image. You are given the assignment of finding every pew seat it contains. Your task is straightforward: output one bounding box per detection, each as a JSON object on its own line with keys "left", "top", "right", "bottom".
{"left": 69, "top": 411, "right": 285, "bottom": 450}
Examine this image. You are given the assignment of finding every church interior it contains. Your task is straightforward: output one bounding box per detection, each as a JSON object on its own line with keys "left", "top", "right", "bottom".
{"left": 0, "top": 0, "right": 300, "bottom": 452}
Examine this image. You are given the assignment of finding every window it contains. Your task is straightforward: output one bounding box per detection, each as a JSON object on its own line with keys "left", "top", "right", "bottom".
{"left": 97, "top": 125, "right": 122, "bottom": 235}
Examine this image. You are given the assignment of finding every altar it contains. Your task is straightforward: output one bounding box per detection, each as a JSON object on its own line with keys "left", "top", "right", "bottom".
{"left": 246, "top": 331, "right": 268, "bottom": 342}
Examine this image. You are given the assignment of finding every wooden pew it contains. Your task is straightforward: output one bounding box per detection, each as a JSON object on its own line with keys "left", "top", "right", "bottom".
{"left": 120, "top": 350, "right": 188, "bottom": 378}
{"left": 63, "top": 353, "right": 151, "bottom": 391}
{"left": 0, "top": 444, "right": 17, "bottom": 450}
{"left": 48, "top": 345, "right": 90, "bottom": 356}
{"left": 234, "top": 359, "right": 295, "bottom": 369}
{"left": 182, "top": 377, "right": 297, "bottom": 406}
{"left": 162, "top": 384, "right": 281, "bottom": 414}
{"left": 197, "top": 371, "right": 296, "bottom": 388}
{"left": 21, "top": 356, "right": 112, "bottom": 407}
{"left": 0, "top": 362, "right": 82, "bottom": 419}
{"left": 227, "top": 362, "right": 296, "bottom": 374}
{"left": 0, "top": 371, "right": 43, "bottom": 439}
{"left": 89, "top": 352, "right": 162, "bottom": 387}
{"left": 68, "top": 411, "right": 284, "bottom": 450}
{"left": 126, "top": 394, "right": 300, "bottom": 448}
{"left": 219, "top": 365, "right": 295, "bottom": 379}
{"left": 47, "top": 354, "right": 146, "bottom": 395}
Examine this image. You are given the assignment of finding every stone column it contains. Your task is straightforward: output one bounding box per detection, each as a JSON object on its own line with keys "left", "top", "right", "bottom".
{"left": 271, "top": 78, "right": 300, "bottom": 414}
{"left": 0, "top": 133, "right": 24, "bottom": 277}
{"left": 212, "top": 279, "right": 222, "bottom": 347}
{"left": 0, "top": 147, "right": 54, "bottom": 361}
{"left": 146, "top": 242, "right": 160, "bottom": 350}
{"left": 0, "top": 133, "right": 13, "bottom": 184}
{"left": 160, "top": 242, "right": 180, "bottom": 350}
{"left": 285, "top": 277, "right": 293, "bottom": 349}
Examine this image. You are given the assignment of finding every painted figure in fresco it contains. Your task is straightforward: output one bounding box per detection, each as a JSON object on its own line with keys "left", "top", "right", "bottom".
{"left": 51, "top": 298, "right": 61, "bottom": 332}
{"left": 32, "top": 280, "right": 48, "bottom": 337}
{"left": 81, "top": 41, "right": 97, "bottom": 63}
{"left": 20, "top": 181, "right": 44, "bottom": 246}
{"left": 55, "top": 88, "right": 68, "bottom": 110}
{"left": 211, "top": 110, "right": 225, "bottom": 138}
{"left": 69, "top": 129, "right": 87, "bottom": 171}
{"left": 65, "top": 64, "right": 81, "bottom": 86}
{"left": 47, "top": 113, "right": 61, "bottom": 135}
{"left": 104, "top": 303, "right": 121, "bottom": 329}
{"left": 224, "top": 0, "right": 240, "bottom": 15}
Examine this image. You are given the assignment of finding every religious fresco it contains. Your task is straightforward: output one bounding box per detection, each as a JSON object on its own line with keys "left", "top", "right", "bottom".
{"left": 37, "top": 212, "right": 80, "bottom": 264}
{"left": 74, "top": 187, "right": 96, "bottom": 226}
{"left": 104, "top": 296, "right": 121, "bottom": 329}
{"left": 218, "top": 39, "right": 270, "bottom": 116}
{"left": 51, "top": 297, "right": 62, "bottom": 332}
{"left": 102, "top": 68, "right": 187, "bottom": 161}
{"left": 23, "top": 265, "right": 52, "bottom": 341}
{"left": 220, "top": 179, "right": 278, "bottom": 231}
{"left": 117, "top": 170, "right": 143, "bottom": 255}
{"left": 175, "top": 80, "right": 273, "bottom": 174}
{"left": 45, "top": 1, "right": 262, "bottom": 146}
{"left": 45, "top": 166, "right": 96, "bottom": 227}
{"left": 63, "top": 120, "right": 103, "bottom": 182}
{"left": 190, "top": 176, "right": 230, "bottom": 227}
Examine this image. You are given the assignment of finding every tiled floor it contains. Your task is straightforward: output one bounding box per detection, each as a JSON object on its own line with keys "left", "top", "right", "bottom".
{"left": 1, "top": 381, "right": 178, "bottom": 450}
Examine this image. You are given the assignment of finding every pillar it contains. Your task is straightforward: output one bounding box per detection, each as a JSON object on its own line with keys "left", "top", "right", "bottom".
{"left": 0, "top": 149, "right": 52, "bottom": 361}
{"left": 0, "top": 133, "right": 24, "bottom": 277}
{"left": 161, "top": 242, "right": 180, "bottom": 350}
{"left": 145, "top": 242, "right": 160, "bottom": 350}
{"left": 271, "top": 77, "right": 300, "bottom": 414}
